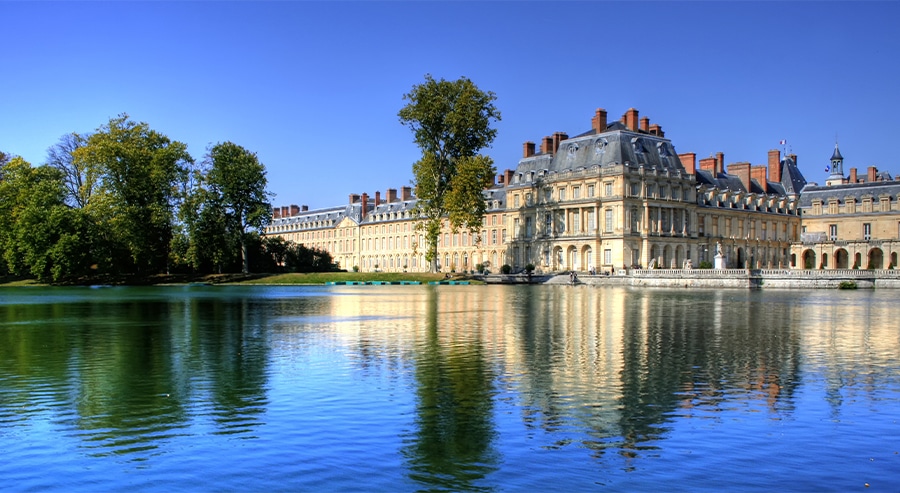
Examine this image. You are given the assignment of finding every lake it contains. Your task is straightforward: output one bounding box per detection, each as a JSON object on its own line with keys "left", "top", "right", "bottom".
{"left": 0, "top": 285, "right": 897, "bottom": 492}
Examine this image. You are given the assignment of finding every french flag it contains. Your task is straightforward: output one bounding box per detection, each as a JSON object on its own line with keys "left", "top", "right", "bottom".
{"left": 779, "top": 139, "right": 786, "bottom": 146}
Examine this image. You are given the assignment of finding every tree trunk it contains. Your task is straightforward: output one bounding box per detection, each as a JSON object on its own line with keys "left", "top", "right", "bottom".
{"left": 241, "top": 238, "right": 249, "bottom": 274}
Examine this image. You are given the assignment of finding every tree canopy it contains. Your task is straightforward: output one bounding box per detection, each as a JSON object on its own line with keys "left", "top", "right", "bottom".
{"left": 399, "top": 75, "right": 501, "bottom": 271}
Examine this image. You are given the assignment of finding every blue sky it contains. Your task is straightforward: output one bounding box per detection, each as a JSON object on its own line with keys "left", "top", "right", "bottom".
{"left": 2, "top": 1, "right": 898, "bottom": 209}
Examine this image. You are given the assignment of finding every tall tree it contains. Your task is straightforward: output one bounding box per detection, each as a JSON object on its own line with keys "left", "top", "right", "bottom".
{"left": 203, "top": 141, "right": 272, "bottom": 274}
{"left": 399, "top": 75, "right": 500, "bottom": 271}
{"left": 73, "top": 114, "right": 193, "bottom": 274}
{"left": 46, "top": 132, "right": 93, "bottom": 208}
{"left": 0, "top": 156, "right": 94, "bottom": 282}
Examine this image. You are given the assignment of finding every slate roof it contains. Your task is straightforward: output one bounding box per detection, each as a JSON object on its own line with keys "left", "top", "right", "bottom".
{"left": 510, "top": 125, "right": 684, "bottom": 185}
{"left": 799, "top": 179, "right": 900, "bottom": 207}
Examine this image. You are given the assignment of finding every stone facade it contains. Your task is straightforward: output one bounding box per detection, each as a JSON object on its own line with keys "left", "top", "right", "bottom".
{"left": 264, "top": 105, "right": 897, "bottom": 274}
{"left": 792, "top": 144, "right": 900, "bottom": 269}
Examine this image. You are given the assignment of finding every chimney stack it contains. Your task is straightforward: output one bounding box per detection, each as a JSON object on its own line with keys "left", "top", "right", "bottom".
{"left": 273, "top": 207, "right": 281, "bottom": 219}
{"left": 625, "top": 108, "right": 639, "bottom": 131}
{"left": 504, "top": 169, "right": 514, "bottom": 186}
{"left": 727, "top": 162, "right": 752, "bottom": 192}
{"left": 523, "top": 141, "right": 535, "bottom": 158}
{"left": 301, "top": 205, "right": 308, "bottom": 212}
{"left": 349, "top": 193, "right": 360, "bottom": 204}
{"left": 868, "top": 166, "right": 877, "bottom": 182}
{"left": 551, "top": 132, "right": 568, "bottom": 154}
{"left": 281, "top": 206, "right": 289, "bottom": 217}
{"left": 540, "top": 136, "right": 553, "bottom": 154}
{"left": 649, "top": 124, "right": 664, "bottom": 137}
{"left": 401, "top": 186, "right": 412, "bottom": 201}
{"left": 290, "top": 204, "right": 300, "bottom": 216}
{"left": 374, "top": 191, "right": 381, "bottom": 207}
{"left": 360, "top": 193, "right": 368, "bottom": 219}
{"left": 699, "top": 156, "right": 717, "bottom": 174}
{"left": 850, "top": 167, "right": 858, "bottom": 183}
{"left": 715, "top": 152, "right": 725, "bottom": 176}
{"left": 768, "top": 149, "right": 782, "bottom": 183}
{"left": 591, "top": 108, "right": 608, "bottom": 133}
{"left": 640, "top": 117, "right": 650, "bottom": 132}
{"left": 387, "top": 188, "right": 397, "bottom": 203}
{"left": 679, "top": 152, "right": 697, "bottom": 174}
{"left": 751, "top": 165, "right": 768, "bottom": 193}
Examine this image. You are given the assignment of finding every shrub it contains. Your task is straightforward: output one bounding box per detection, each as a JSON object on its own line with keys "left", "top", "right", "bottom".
{"left": 839, "top": 281, "right": 857, "bottom": 290}
{"left": 501, "top": 264, "right": 512, "bottom": 274}
{"left": 475, "top": 263, "right": 484, "bottom": 273}
{"left": 524, "top": 263, "right": 535, "bottom": 273}
{"left": 698, "top": 261, "right": 713, "bottom": 269}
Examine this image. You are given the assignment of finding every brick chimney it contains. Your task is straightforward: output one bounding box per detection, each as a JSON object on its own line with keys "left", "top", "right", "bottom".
{"left": 552, "top": 132, "right": 568, "bottom": 154}
{"left": 504, "top": 169, "right": 514, "bottom": 186}
{"left": 679, "top": 152, "right": 697, "bottom": 174}
{"left": 625, "top": 108, "right": 639, "bottom": 131}
{"left": 401, "top": 186, "right": 412, "bottom": 201}
{"left": 523, "top": 141, "right": 535, "bottom": 158}
{"left": 387, "top": 188, "right": 397, "bottom": 203}
{"left": 849, "top": 167, "right": 858, "bottom": 183}
{"left": 699, "top": 156, "right": 717, "bottom": 174}
{"left": 868, "top": 166, "right": 877, "bottom": 182}
{"left": 281, "top": 206, "right": 289, "bottom": 217}
{"left": 751, "top": 165, "right": 768, "bottom": 193}
{"left": 290, "top": 204, "right": 300, "bottom": 216}
{"left": 591, "top": 108, "right": 608, "bottom": 133}
{"left": 273, "top": 207, "right": 281, "bottom": 219}
{"left": 374, "top": 191, "right": 381, "bottom": 207}
{"left": 715, "top": 152, "right": 725, "bottom": 176}
{"left": 649, "top": 124, "right": 664, "bottom": 137}
{"left": 727, "top": 162, "right": 752, "bottom": 192}
{"left": 540, "top": 136, "right": 553, "bottom": 154}
{"left": 360, "top": 193, "right": 368, "bottom": 219}
{"left": 301, "top": 205, "right": 308, "bottom": 212}
{"left": 768, "top": 149, "right": 782, "bottom": 183}
{"left": 349, "top": 193, "right": 360, "bottom": 204}
{"left": 640, "top": 117, "right": 649, "bottom": 132}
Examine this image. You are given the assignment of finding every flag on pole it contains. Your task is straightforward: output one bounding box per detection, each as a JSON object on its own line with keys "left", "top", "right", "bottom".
{"left": 779, "top": 139, "right": 786, "bottom": 146}
{"left": 825, "top": 165, "right": 831, "bottom": 173}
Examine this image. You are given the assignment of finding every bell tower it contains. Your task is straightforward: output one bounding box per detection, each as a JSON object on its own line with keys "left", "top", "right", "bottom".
{"left": 825, "top": 142, "right": 845, "bottom": 186}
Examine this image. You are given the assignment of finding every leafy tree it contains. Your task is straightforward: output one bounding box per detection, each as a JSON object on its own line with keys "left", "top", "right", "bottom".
{"left": 204, "top": 142, "right": 272, "bottom": 273}
{"left": 46, "top": 132, "right": 93, "bottom": 208}
{"left": 399, "top": 75, "right": 500, "bottom": 271}
{"left": 73, "top": 114, "right": 193, "bottom": 274}
{"left": 0, "top": 157, "right": 94, "bottom": 282}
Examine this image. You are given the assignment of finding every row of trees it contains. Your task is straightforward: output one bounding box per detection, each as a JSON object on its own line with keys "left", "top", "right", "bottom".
{"left": 0, "top": 115, "right": 332, "bottom": 283}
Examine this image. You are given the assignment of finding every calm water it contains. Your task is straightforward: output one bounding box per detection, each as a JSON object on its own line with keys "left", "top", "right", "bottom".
{"left": 0, "top": 285, "right": 898, "bottom": 492}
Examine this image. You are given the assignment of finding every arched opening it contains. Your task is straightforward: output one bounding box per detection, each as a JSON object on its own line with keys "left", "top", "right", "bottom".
{"left": 834, "top": 249, "right": 849, "bottom": 269}
{"left": 663, "top": 245, "right": 672, "bottom": 268}
{"left": 737, "top": 247, "right": 745, "bottom": 269}
{"left": 891, "top": 252, "right": 898, "bottom": 269}
{"left": 567, "top": 246, "right": 578, "bottom": 271}
{"left": 854, "top": 252, "right": 862, "bottom": 269}
{"left": 650, "top": 245, "right": 659, "bottom": 267}
{"left": 790, "top": 253, "right": 796, "bottom": 268}
{"left": 675, "top": 245, "right": 685, "bottom": 269}
{"left": 581, "top": 246, "right": 593, "bottom": 271}
{"left": 802, "top": 249, "right": 816, "bottom": 270}
{"left": 821, "top": 252, "right": 828, "bottom": 269}
{"left": 868, "top": 248, "right": 884, "bottom": 269}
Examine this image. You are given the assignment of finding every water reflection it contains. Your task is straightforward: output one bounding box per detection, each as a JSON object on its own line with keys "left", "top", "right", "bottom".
{"left": 1, "top": 286, "right": 898, "bottom": 491}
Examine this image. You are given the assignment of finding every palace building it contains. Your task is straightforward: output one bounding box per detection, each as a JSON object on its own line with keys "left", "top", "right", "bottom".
{"left": 263, "top": 105, "right": 892, "bottom": 273}
{"left": 793, "top": 144, "right": 900, "bottom": 269}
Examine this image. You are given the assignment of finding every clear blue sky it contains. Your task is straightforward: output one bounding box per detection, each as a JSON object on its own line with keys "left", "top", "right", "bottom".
{"left": 3, "top": 1, "right": 898, "bottom": 209}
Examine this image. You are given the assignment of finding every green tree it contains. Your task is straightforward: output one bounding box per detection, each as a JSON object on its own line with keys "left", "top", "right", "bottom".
{"left": 203, "top": 142, "right": 273, "bottom": 274}
{"left": 399, "top": 75, "right": 500, "bottom": 271}
{"left": 73, "top": 114, "right": 193, "bottom": 274}
{"left": 0, "top": 157, "right": 94, "bottom": 282}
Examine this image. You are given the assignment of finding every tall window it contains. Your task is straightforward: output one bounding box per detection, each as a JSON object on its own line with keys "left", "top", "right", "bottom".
{"left": 558, "top": 187, "right": 566, "bottom": 201}
{"left": 605, "top": 182, "right": 613, "bottom": 197}
{"left": 587, "top": 185, "right": 595, "bottom": 198}
{"left": 604, "top": 249, "right": 612, "bottom": 265}
{"left": 514, "top": 194, "right": 520, "bottom": 208}
{"left": 829, "top": 224, "right": 838, "bottom": 241}
{"left": 573, "top": 186, "right": 581, "bottom": 199}
{"left": 605, "top": 208, "right": 614, "bottom": 233}
{"left": 863, "top": 223, "right": 871, "bottom": 240}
